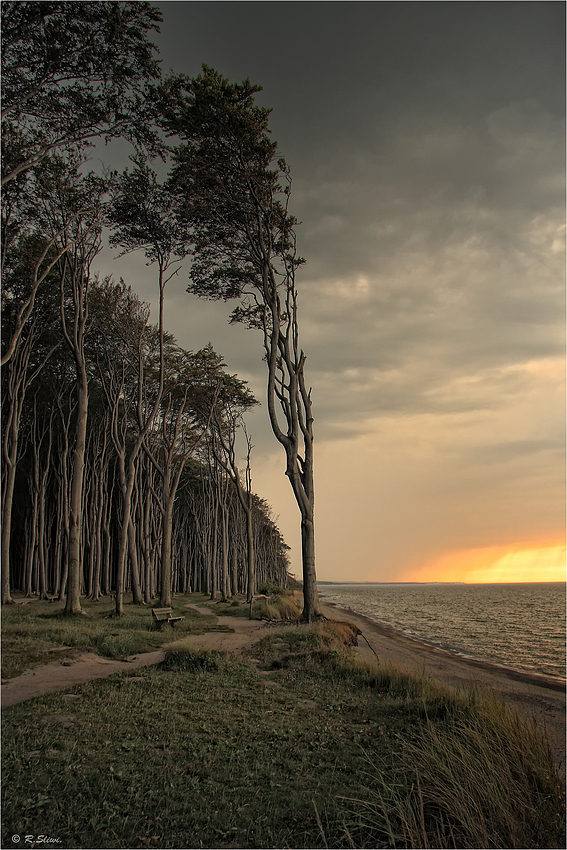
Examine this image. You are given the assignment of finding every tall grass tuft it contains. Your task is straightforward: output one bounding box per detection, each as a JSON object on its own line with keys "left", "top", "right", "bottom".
{"left": 341, "top": 688, "right": 566, "bottom": 849}
{"left": 253, "top": 593, "right": 301, "bottom": 621}
{"left": 158, "top": 647, "right": 226, "bottom": 673}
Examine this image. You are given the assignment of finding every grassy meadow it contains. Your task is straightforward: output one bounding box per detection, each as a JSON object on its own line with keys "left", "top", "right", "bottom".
{"left": 1, "top": 594, "right": 565, "bottom": 849}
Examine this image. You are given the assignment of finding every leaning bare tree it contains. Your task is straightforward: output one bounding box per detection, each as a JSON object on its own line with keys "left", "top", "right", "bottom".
{"left": 164, "top": 67, "right": 321, "bottom": 620}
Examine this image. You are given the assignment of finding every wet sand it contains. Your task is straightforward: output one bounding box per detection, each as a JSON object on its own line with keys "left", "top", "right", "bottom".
{"left": 321, "top": 600, "right": 566, "bottom": 769}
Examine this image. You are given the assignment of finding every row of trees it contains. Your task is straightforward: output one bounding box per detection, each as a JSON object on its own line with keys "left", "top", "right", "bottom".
{"left": 3, "top": 231, "right": 291, "bottom": 611}
{"left": 1, "top": 1, "right": 321, "bottom": 618}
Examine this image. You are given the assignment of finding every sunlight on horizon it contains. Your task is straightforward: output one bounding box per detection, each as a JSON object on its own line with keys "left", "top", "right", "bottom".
{"left": 401, "top": 543, "right": 566, "bottom": 583}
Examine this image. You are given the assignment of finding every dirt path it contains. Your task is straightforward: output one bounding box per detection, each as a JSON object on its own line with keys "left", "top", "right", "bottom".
{"left": 1, "top": 604, "right": 270, "bottom": 709}
{"left": 1, "top": 650, "right": 166, "bottom": 708}
{"left": 321, "top": 601, "right": 566, "bottom": 770}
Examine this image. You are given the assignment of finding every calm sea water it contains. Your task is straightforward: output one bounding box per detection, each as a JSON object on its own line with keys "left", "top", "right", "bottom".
{"left": 318, "top": 583, "right": 566, "bottom": 680}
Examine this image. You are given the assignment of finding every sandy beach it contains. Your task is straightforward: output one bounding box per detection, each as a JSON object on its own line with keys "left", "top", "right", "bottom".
{"left": 320, "top": 600, "right": 566, "bottom": 769}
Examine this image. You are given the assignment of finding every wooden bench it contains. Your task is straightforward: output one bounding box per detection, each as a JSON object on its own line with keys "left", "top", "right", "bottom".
{"left": 151, "top": 607, "right": 185, "bottom": 629}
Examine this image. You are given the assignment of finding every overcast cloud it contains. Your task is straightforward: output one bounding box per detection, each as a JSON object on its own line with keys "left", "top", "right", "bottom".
{"left": 98, "top": 2, "right": 565, "bottom": 581}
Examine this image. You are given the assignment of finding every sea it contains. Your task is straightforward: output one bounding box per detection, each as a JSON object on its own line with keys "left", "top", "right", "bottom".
{"left": 317, "top": 582, "right": 566, "bottom": 681}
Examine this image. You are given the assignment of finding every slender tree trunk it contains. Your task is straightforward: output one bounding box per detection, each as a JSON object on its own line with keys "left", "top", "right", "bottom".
{"left": 220, "top": 500, "right": 230, "bottom": 602}
{"left": 91, "top": 452, "right": 107, "bottom": 601}
{"left": 209, "top": 496, "right": 218, "bottom": 600}
{"left": 24, "top": 512, "right": 36, "bottom": 598}
{"left": 37, "top": 489, "right": 48, "bottom": 600}
{"left": 160, "top": 486, "right": 173, "bottom": 607}
{"left": 84, "top": 472, "right": 95, "bottom": 599}
{"left": 128, "top": 514, "right": 143, "bottom": 604}
{"left": 53, "top": 480, "right": 63, "bottom": 598}
{"left": 231, "top": 544, "right": 238, "bottom": 598}
{"left": 65, "top": 364, "right": 87, "bottom": 614}
{"left": 142, "top": 467, "right": 153, "bottom": 603}
{"left": 56, "top": 408, "right": 71, "bottom": 601}
{"left": 102, "top": 482, "right": 112, "bottom": 596}
{"left": 245, "top": 506, "right": 254, "bottom": 603}
{"left": 114, "top": 477, "right": 132, "bottom": 616}
{"left": 1, "top": 456, "right": 17, "bottom": 604}
{"left": 1, "top": 354, "right": 28, "bottom": 604}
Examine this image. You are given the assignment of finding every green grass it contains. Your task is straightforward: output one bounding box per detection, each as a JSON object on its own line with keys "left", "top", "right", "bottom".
{"left": 1, "top": 594, "right": 230, "bottom": 679}
{"left": 2, "top": 617, "right": 565, "bottom": 849}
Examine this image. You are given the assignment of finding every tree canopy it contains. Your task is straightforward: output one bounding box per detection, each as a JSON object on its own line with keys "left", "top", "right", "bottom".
{"left": 1, "top": 8, "right": 307, "bottom": 612}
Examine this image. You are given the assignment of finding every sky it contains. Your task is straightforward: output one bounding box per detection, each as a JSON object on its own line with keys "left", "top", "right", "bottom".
{"left": 98, "top": 1, "right": 565, "bottom": 583}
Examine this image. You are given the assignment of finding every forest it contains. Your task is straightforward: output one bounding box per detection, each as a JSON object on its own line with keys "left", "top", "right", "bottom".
{"left": 1, "top": 1, "right": 302, "bottom": 614}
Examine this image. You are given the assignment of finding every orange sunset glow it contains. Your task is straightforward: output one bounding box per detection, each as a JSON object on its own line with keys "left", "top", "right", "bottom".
{"left": 401, "top": 542, "right": 566, "bottom": 584}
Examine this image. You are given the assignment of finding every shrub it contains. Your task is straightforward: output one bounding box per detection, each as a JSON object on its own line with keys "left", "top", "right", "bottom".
{"left": 158, "top": 647, "right": 225, "bottom": 673}
{"left": 256, "top": 580, "right": 288, "bottom": 597}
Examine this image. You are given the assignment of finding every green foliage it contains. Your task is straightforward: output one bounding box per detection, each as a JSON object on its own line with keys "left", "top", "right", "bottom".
{"left": 2, "top": 0, "right": 163, "bottom": 184}
{"left": 166, "top": 65, "right": 302, "bottom": 324}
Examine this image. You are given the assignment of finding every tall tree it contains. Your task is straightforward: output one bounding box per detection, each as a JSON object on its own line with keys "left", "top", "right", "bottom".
{"left": 211, "top": 405, "right": 258, "bottom": 603}
{"left": 108, "top": 157, "right": 189, "bottom": 614}
{"left": 1, "top": 1, "right": 162, "bottom": 365}
{"left": 165, "top": 68, "right": 321, "bottom": 620}
{"left": 1, "top": 237, "right": 61, "bottom": 603}
{"left": 144, "top": 344, "right": 247, "bottom": 606}
{"left": 90, "top": 277, "right": 151, "bottom": 609}
{"left": 40, "top": 156, "right": 111, "bottom": 614}
{"left": 1, "top": 1, "right": 162, "bottom": 186}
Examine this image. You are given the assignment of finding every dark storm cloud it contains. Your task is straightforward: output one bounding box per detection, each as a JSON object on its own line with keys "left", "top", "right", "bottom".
{"left": 91, "top": 2, "right": 565, "bottom": 577}
{"left": 153, "top": 2, "right": 564, "bottom": 388}
{"left": 144, "top": 2, "right": 565, "bottom": 455}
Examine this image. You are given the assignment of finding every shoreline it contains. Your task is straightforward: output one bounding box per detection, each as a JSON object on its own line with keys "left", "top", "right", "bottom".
{"left": 321, "top": 599, "right": 566, "bottom": 691}
{"left": 320, "top": 600, "right": 566, "bottom": 769}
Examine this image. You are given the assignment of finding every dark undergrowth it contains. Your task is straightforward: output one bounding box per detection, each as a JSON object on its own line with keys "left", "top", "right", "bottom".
{"left": 2, "top": 619, "right": 565, "bottom": 849}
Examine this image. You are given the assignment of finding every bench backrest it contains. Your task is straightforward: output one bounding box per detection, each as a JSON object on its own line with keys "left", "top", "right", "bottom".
{"left": 152, "top": 608, "right": 173, "bottom": 620}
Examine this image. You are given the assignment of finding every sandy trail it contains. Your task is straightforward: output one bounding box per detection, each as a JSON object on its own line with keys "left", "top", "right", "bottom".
{"left": 1, "top": 603, "right": 270, "bottom": 709}
{"left": 1, "top": 650, "right": 166, "bottom": 708}
{"left": 2, "top": 599, "right": 564, "bottom": 769}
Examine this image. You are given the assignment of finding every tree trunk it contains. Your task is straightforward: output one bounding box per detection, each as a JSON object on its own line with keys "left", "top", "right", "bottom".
{"left": 1, "top": 454, "right": 17, "bottom": 604}
{"left": 300, "top": 512, "right": 319, "bottom": 622}
{"left": 245, "top": 506, "right": 255, "bottom": 603}
{"left": 128, "top": 515, "right": 143, "bottom": 604}
{"left": 160, "top": 489, "right": 174, "bottom": 607}
{"left": 285, "top": 437, "right": 321, "bottom": 622}
{"left": 231, "top": 544, "right": 238, "bottom": 597}
{"left": 142, "top": 466, "right": 153, "bottom": 603}
{"left": 65, "top": 365, "right": 87, "bottom": 615}
{"left": 37, "top": 490, "right": 48, "bottom": 600}
{"left": 1, "top": 347, "right": 29, "bottom": 604}
{"left": 56, "top": 412, "right": 71, "bottom": 601}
